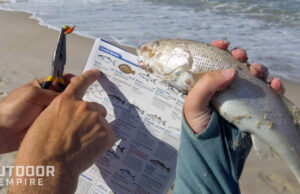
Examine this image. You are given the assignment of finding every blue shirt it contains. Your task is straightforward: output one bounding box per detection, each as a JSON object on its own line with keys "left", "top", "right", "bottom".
{"left": 173, "top": 110, "right": 252, "bottom": 194}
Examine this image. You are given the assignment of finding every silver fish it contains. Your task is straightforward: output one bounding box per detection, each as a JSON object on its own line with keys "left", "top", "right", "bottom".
{"left": 137, "top": 39, "right": 300, "bottom": 183}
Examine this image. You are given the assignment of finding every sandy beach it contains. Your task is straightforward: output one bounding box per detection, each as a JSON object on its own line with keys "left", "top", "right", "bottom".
{"left": 0, "top": 10, "right": 300, "bottom": 193}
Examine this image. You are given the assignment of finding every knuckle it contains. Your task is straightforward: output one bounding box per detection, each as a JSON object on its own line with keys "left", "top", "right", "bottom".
{"left": 93, "top": 125, "right": 115, "bottom": 148}
{"left": 27, "top": 85, "right": 39, "bottom": 95}
{"left": 97, "top": 119, "right": 111, "bottom": 136}
{"left": 32, "top": 79, "right": 41, "bottom": 86}
{"left": 93, "top": 124, "right": 109, "bottom": 141}
{"left": 99, "top": 104, "right": 107, "bottom": 117}
{"left": 72, "top": 76, "right": 83, "bottom": 85}
{"left": 89, "top": 112, "right": 100, "bottom": 123}
{"left": 24, "top": 86, "right": 40, "bottom": 99}
{"left": 57, "top": 92, "right": 71, "bottom": 102}
{"left": 78, "top": 101, "right": 89, "bottom": 111}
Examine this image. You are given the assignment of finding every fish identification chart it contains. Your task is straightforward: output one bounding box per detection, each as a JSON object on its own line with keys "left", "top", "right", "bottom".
{"left": 75, "top": 39, "right": 185, "bottom": 194}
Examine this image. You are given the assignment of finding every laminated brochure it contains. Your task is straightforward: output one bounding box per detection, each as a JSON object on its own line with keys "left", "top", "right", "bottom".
{"left": 76, "top": 39, "right": 185, "bottom": 194}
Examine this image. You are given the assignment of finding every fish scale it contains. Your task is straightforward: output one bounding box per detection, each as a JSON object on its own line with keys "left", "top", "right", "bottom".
{"left": 137, "top": 39, "right": 300, "bottom": 184}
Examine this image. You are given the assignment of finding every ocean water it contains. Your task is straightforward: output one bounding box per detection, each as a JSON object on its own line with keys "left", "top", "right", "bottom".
{"left": 1, "top": 0, "right": 300, "bottom": 83}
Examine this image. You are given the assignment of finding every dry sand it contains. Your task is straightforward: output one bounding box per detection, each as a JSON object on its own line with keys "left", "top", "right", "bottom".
{"left": 0, "top": 9, "right": 300, "bottom": 194}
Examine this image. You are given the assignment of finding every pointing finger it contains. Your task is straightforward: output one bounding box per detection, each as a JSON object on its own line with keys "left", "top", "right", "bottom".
{"left": 64, "top": 69, "right": 101, "bottom": 99}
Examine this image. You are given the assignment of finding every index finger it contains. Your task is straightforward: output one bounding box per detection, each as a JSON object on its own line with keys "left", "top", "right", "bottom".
{"left": 64, "top": 69, "right": 101, "bottom": 99}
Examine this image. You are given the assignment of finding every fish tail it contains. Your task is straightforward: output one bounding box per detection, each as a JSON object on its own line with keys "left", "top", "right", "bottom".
{"left": 132, "top": 70, "right": 135, "bottom": 75}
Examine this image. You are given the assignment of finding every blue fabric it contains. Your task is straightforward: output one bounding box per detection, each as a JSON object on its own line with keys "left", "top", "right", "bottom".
{"left": 173, "top": 110, "right": 252, "bottom": 194}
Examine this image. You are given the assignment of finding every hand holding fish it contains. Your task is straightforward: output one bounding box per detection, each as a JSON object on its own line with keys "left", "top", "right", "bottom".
{"left": 184, "top": 40, "right": 285, "bottom": 134}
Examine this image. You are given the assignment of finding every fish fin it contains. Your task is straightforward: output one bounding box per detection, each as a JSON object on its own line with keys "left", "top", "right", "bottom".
{"left": 251, "top": 135, "right": 274, "bottom": 160}
{"left": 280, "top": 95, "right": 300, "bottom": 130}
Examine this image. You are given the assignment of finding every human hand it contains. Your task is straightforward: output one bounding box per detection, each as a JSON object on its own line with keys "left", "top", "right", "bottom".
{"left": 10, "top": 69, "right": 115, "bottom": 194}
{"left": 0, "top": 74, "right": 74, "bottom": 154}
{"left": 184, "top": 40, "right": 285, "bottom": 134}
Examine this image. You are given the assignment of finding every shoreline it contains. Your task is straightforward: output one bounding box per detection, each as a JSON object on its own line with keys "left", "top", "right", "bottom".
{"left": 0, "top": 9, "right": 300, "bottom": 194}
{"left": 1, "top": 5, "right": 300, "bottom": 85}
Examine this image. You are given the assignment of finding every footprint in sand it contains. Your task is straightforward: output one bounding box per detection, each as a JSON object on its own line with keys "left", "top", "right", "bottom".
{"left": 259, "top": 172, "right": 294, "bottom": 194}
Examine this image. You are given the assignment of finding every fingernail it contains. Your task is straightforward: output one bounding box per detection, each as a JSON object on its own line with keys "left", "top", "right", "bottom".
{"left": 221, "top": 68, "right": 235, "bottom": 79}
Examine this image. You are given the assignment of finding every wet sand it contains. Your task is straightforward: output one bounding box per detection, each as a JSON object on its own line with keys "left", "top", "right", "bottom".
{"left": 0, "top": 10, "right": 299, "bottom": 194}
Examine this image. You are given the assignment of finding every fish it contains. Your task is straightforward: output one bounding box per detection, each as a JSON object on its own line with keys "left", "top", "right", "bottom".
{"left": 137, "top": 39, "right": 300, "bottom": 183}
{"left": 150, "top": 159, "right": 171, "bottom": 173}
{"left": 117, "top": 145, "right": 126, "bottom": 153}
{"left": 118, "top": 64, "right": 135, "bottom": 75}
{"left": 108, "top": 94, "right": 126, "bottom": 105}
{"left": 129, "top": 103, "right": 145, "bottom": 115}
{"left": 98, "top": 54, "right": 117, "bottom": 66}
{"left": 106, "top": 150, "right": 120, "bottom": 160}
{"left": 146, "top": 113, "right": 167, "bottom": 125}
{"left": 138, "top": 73, "right": 157, "bottom": 84}
{"left": 119, "top": 169, "right": 136, "bottom": 181}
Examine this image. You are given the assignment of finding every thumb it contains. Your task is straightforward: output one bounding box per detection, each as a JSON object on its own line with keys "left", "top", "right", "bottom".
{"left": 185, "top": 68, "right": 235, "bottom": 114}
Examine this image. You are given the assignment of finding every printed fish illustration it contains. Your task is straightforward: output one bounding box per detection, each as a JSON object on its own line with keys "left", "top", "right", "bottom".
{"left": 117, "top": 145, "right": 126, "bottom": 153}
{"left": 108, "top": 94, "right": 126, "bottom": 104}
{"left": 129, "top": 104, "right": 145, "bottom": 115}
{"left": 147, "top": 113, "right": 166, "bottom": 125}
{"left": 150, "top": 159, "right": 171, "bottom": 173}
{"left": 138, "top": 73, "right": 157, "bottom": 84}
{"left": 106, "top": 150, "right": 120, "bottom": 160}
{"left": 98, "top": 54, "right": 116, "bottom": 66}
{"left": 118, "top": 64, "right": 135, "bottom": 75}
{"left": 119, "top": 169, "right": 136, "bottom": 181}
{"left": 165, "top": 83, "right": 186, "bottom": 98}
{"left": 137, "top": 39, "right": 300, "bottom": 183}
